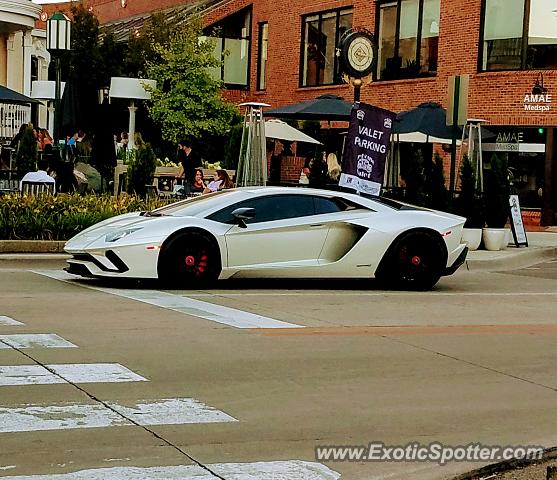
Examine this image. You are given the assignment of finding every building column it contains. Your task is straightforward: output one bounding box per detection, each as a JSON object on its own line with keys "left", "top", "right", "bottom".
{"left": 0, "top": 35, "right": 7, "bottom": 86}
{"left": 6, "top": 32, "right": 17, "bottom": 90}
{"left": 541, "top": 127, "right": 557, "bottom": 226}
{"left": 23, "top": 30, "right": 33, "bottom": 96}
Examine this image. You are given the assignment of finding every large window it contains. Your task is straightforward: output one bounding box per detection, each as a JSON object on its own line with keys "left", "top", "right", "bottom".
{"left": 257, "top": 22, "right": 268, "bottom": 90}
{"left": 376, "top": 0, "right": 440, "bottom": 80}
{"left": 481, "top": 0, "right": 557, "bottom": 70}
{"left": 300, "top": 8, "right": 353, "bottom": 87}
{"left": 205, "top": 8, "right": 252, "bottom": 89}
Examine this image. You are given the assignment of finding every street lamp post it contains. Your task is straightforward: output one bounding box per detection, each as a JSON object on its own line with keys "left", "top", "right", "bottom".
{"left": 46, "top": 12, "right": 71, "bottom": 150}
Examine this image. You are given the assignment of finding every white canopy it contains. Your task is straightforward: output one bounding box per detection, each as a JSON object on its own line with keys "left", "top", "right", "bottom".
{"left": 265, "top": 119, "right": 321, "bottom": 144}
{"left": 391, "top": 131, "right": 462, "bottom": 145}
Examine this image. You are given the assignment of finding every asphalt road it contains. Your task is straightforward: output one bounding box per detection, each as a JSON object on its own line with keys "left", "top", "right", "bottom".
{"left": 0, "top": 258, "right": 556, "bottom": 480}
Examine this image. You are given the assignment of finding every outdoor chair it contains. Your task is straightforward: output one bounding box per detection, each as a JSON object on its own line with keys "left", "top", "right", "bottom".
{"left": 145, "top": 184, "right": 164, "bottom": 199}
{"left": 0, "top": 178, "right": 19, "bottom": 194}
{"left": 21, "top": 181, "right": 56, "bottom": 196}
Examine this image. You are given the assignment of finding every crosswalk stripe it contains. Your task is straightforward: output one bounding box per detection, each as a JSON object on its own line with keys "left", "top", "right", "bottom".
{"left": 0, "top": 316, "right": 23, "bottom": 326}
{"left": 33, "top": 270, "right": 303, "bottom": 329}
{"left": 0, "top": 363, "right": 147, "bottom": 386}
{"left": 0, "top": 334, "right": 77, "bottom": 349}
{"left": 0, "top": 461, "right": 340, "bottom": 479}
{"left": 0, "top": 398, "right": 236, "bottom": 433}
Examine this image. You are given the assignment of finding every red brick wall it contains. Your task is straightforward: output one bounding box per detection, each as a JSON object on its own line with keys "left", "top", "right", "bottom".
{"left": 39, "top": 0, "right": 557, "bottom": 127}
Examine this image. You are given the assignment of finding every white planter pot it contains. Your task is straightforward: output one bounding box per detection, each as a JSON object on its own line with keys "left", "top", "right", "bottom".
{"left": 482, "top": 228, "right": 507, "bottom": 251}
{"left": 500, "top": 229, "right": 512, "bottom": 250}
{"left": 461, "top": 228, "right": 482, "bottom": 251}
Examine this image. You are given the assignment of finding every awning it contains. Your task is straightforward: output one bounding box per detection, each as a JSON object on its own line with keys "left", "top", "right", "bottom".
{"left": 391, "top": 132, "right": 461, "bottom": 145}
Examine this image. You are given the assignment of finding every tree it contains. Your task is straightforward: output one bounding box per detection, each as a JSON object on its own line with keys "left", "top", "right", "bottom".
{"left": 67, "top": 3, "right": 103, "bottom": 131}
{"left": 145, "top": 14, "right": 239, "bottom": 143}
{"left": 127, "top": 133, "right": 157, "bottom": 196}
{"left": 124, "top": 12, "right": 177, "bottom": 78}
{"left": 404, "top": 149, "right": 426, "bottom": 206}
{"left": 425, "top": 153, "right": 449, "bottom": 211}
{"left": 455, "top": 154, "right": 484, "bottom": 228}
{"left": 15, "top": 124, "right": 37, "bottom": 179}
{"left": 98, "top": 28, "right": 124, "bottom": 86}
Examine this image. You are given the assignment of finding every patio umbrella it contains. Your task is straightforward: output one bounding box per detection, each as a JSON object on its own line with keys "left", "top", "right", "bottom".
{"left": 59, "top": 77, "right": 83, "bottom": 138}
{"left": 0, "top": 85, "right": 41, "bottom": 105}
{"left": 393, "top": 102, "right": 461, "bottom": 139}
{"left": 265, "top": 119, "right": 322, "bottom": 144}
{"left": 265, "top": 94, "right": 352, "bottom": 121}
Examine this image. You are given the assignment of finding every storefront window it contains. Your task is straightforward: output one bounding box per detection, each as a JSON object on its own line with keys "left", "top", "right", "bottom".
{"left": 300, "top": 8, "right": 353, "bottom": 87}
{"left": 377, "top": 0, "right": 440, "bottom": 80}
{"left": 205, "top": 8, "right": 251, "bottom": 89}
{"left": 481, "top": 0, "right": 557, "bottom": 70}
{"left": 257, "top": 22, "right": 268, "bottom": 91}
{"left": 482, "top": 128, "right": 546, "bottom": 208}
{"left": 527, "top": 0, "right": 557, "bottom": 69}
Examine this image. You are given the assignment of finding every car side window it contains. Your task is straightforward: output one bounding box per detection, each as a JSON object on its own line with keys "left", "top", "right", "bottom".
{"left": 207, "top": 194, "right": 316, "bottom": 224}
{"left": 313, "top": 197, "right": 344, "bottom": 214}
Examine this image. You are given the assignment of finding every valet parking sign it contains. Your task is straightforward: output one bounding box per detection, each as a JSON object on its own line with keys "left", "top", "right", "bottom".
{"left": 340, "top": 103, "right": 396, "bottom": 196}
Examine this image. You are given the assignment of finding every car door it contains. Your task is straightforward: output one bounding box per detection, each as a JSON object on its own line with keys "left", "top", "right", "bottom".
{"left": 208, "top": 194, "right": 330, "bottom": 268}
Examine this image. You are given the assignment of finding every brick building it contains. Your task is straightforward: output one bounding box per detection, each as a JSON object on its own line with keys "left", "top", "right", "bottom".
{"left": 41, "top": 0, "right": 557, "bottom": 225}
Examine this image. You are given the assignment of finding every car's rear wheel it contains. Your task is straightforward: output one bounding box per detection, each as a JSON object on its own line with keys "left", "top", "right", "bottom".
{"left": 377, "top": 231, "right": 445, "bottom": 291}
{"left": 158, "top": 231, "right": 220, "bottom": 288}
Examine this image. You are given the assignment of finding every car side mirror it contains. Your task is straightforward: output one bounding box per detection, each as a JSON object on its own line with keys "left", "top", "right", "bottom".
{"left": 231, "top": 207, "right": 255, "bottom": 229}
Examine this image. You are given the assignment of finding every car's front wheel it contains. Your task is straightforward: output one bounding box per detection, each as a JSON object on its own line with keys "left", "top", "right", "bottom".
{"left": 158, "top": 231, "right": 220, "bottom": 288}
{"left": 376, "top": 231, "right": 445, "bottom": 291}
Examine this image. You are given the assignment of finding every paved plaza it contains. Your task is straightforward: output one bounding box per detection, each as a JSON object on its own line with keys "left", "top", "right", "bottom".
{"left": 0, "top": 257, "right": 556, "bottom": 479}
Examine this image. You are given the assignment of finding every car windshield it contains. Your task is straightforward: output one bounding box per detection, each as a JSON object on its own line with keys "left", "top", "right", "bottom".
{"left": 148, "top": 190, "right": 234, "bottom": 217}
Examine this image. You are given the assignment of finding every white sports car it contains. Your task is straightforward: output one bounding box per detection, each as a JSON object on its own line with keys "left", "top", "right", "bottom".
{"left": 64, "top": 187, "right": 468, "bottom": 290}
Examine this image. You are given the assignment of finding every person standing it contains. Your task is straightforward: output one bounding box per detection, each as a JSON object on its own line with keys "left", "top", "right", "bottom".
{"left": 178, "top": 139, "right": 201, "bottom": 185}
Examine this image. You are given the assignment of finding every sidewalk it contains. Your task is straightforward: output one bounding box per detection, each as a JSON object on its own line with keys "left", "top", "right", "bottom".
{"left": 465, "top": 231, "right": 557, "bottom": 271}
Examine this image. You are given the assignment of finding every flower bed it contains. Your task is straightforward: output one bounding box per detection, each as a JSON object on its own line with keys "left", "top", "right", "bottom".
{"left": 0, "top": 193, "right": 169, "bottom": 241}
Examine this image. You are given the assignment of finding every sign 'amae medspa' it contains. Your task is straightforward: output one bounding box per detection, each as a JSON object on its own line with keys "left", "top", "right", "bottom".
{"left": 340, "top": 102, "right": 396, "bottom": 196}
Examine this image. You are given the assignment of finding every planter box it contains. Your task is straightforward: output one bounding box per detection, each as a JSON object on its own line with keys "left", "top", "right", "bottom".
{"left": 0, "top": 240, "right": 66, "bottom": 254}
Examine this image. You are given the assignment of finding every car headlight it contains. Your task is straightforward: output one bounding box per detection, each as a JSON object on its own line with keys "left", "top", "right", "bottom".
{"left": 105, "top": 227, "right": 143, "bottom": 243}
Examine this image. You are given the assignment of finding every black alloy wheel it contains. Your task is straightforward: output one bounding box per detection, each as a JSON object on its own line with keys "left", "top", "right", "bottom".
{"left": 378, "top": 231, "right": 445, "bottom": 291}
{"left": 159, "top": 231, "right": 220, "bottom": 288}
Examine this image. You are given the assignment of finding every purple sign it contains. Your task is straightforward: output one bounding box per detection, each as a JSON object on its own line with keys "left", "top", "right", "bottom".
{"left": 340, "top": 102, "right": 396, "bottom": 196}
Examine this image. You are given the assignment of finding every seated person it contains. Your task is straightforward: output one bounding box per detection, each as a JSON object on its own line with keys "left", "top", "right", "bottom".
{"left": 20, "top": 158, "right": 55, "bottom": 191}
{"left": 191, "top": 168, "right": 205, "bottom": 192}
{"left": 203, "top": 169, "right": 234, "bottom": 194}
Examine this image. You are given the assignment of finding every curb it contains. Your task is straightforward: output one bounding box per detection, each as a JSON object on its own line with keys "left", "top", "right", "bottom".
{"left": 465, "top": 247, "right": 557, "bottom": 271}
{"left": 0, "top": 240, "right": 66, "bottom": 254}
{"left": 452, "top": 446, "right": 557, "bottom": 480}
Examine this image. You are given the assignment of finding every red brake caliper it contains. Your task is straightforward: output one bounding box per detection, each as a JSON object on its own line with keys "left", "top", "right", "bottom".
{"left": 197, "top": 255, "right": 208, "bottom": 274}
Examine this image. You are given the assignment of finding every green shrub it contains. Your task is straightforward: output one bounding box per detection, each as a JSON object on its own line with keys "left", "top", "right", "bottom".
{"left": 455, "top": 154, "right": 484, "bottom": 228}
{"left": 425, "top": 153, "right": 449, "bottom": 211}
{"left": 404, "top": 149, "right": 426, "bottom": 206}
{"left": 15, "top": 124, "right": 37, "bottom": 179}
{"left": 127, "top": 133, "right": 157, "bottom": 196}
{"left": 222, "top": 123, "right": 244, "bottom": 170}
{"left": 0, "top": 193, "right": 169, "bottom": 241}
